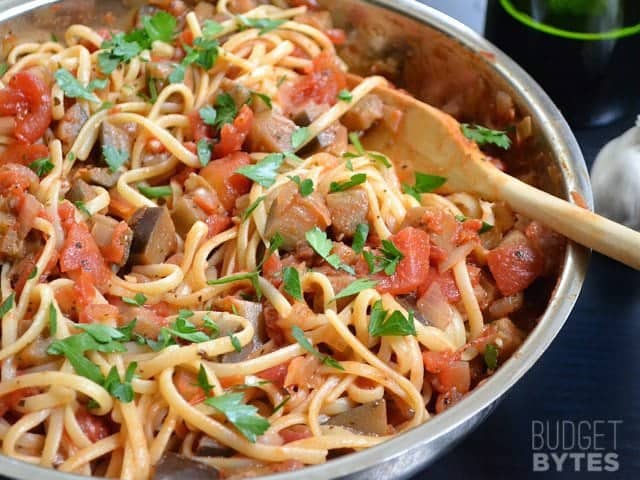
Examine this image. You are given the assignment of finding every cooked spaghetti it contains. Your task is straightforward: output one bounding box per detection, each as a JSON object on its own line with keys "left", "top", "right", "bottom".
{"left": 0, "top": 1, "right": 564, "bottom": 479}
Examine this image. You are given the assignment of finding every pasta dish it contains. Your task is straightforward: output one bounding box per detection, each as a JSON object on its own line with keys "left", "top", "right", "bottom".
{"left": 0, "top": 0, "right": 565, "bottom": 478}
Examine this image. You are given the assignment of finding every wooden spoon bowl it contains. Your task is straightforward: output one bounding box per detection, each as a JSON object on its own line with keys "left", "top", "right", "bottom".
{"left": 350, "top": 74, "right": 640, "bottom": 270}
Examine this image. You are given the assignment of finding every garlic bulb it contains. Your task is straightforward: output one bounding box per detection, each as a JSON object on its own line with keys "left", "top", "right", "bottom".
{"left": 591, "top": 116, "right": 640, "bottom": 229}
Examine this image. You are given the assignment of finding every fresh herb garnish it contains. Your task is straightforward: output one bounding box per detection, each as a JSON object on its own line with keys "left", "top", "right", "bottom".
{"left": 122, "top": 293, "right": 146, "bottom": 307}
{"left": 479, "top": 222, "right": 494, "bottom": 234}
{"left": 288, "top": 175, "right": 314, "bottom": 197}
{"left": 203, "top": 314, "right": 220, "bottom": 337}
{"left": 352, "top": 223, "right": 369, "bottom": 254}
{"left": 334, "top": 279, "right": 378, "bottom": 301}
{"left": 283, "top": 267, "right": 303, "bottom": 301}
{"left": 28, "top": 157, "right": 54, "bottom": 176}
{"left": 290, "top": 126, "right": 309, "bottom": 151}
{"left": 461, "top": 123, "right": 511, "bottom": 150}
{"left": 236, "top": 153, "right": 284, "bottom": 188}
{"left": 74, "top": 201, "right": 92, "bottom": 217}
{"left": 402, "top": 172, "right": 447, "bottom": 202}
{"left": 202, "top": 20, "right": 224, "bottom": 37}
{"left": 329, "top": 173, "right": 366, "bottom": 193}
{"left": 237, "top": 16, "right": 286, "bottom": 35}
{"left": 48, "top": 304, "right": 57, "bottom": 336}
{"left": 103, "top": 362, "right": 137, "bottom": 403}
{"left": 98, "top": 33, "right": 142, "bottom": 74}
{"left": 241, "top": 195, "right": 266, "bottom": 221}
{"left": 229, "top": 333, "right": 242, "bottom": 352}
{"left": 368, "top": 300, "right": 416, "bottom": 337}
{"left": 272, "top": 395, "right": 290, "bottom": 414}
{"left": 54, "top": 69, "right": 107, "bottom": 103}
{"left": 212, "top": 93, "right": 237, "bottom": 127}
{"left": 0, "top": 63, "right": 8, "bottom": 76}
{"left": 197, "top": 139, "right": 211, "bottom": 166}
{"left": 305, "top": 227, "right": 355, "bottom": 274}
{"left": 165, "top": 310, "right": 211, "bottom": 343}
{"left": 343, "top": 132, "right": 392, "bottom": 168}
{"left": 363, "top": 239, "right": 404, "bottom": 276}
{"left": 102, "top": 144, "right": 128, "bottom": 172}
{"left": 199, "top": 105, "right": 217, "bottom": 126}
{"left": 205, "top": 392, "right": 270, "bottom": 442}
{"left": 292, "top": 325, "right": 344, "bottom": 370}
{"left": 337, "top": 89, "right": 353, "bottom": 102}
{"left": 0, "top": 293, "right": 15, "bottom": 319}
{"left": 137, "top": 184, "right": 172, "bottom": 198}
{"left": 197, "top": 364, "right": 215, "bottom": 396}
{"left": 207, "top": 272, "right": 262, "bottom": 300}
{"left": 484, "top": 343, "right": 499, "bottom": 370}
{"left": 250, "top": 91, "right": 272, "bottom": 109}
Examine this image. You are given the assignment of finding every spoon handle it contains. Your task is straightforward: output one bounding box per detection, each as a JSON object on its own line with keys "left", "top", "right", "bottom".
{"left": 496, "top": 170, "right": 640, "bottom": 270}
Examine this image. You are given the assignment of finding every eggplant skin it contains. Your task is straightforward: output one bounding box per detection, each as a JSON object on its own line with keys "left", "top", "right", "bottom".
{"left": 128, "top": 206, "right": 177, "bottom": 265}
{"left": 153, "top": 453, "right": 220, "bottom": 480}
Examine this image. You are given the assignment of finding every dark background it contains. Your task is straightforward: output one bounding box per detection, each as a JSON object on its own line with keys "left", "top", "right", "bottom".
{"left": 413, "top": 1, "right": 640, "bottom": 479}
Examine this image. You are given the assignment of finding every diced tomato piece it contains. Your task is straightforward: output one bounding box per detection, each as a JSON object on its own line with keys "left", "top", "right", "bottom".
{"left": 417, "top": 267, "right": 460, "bottom": 303}
{"left": 174, "top": 369, "right": 206, "bottom": 405}
{"left": 108, "top": 187, "right": 137, "bottom": 221}
{"left": 79, "top": 303, "right": 120, "bottom": 324}
{"left": 0, "top": 88, "right": 27, "bottom": 116}
{"left": 213, "top": 104, "right": 254, "bottom": 158}
{"left": 192, "top": 189, "right": 220, "bottom": 215}
{"left": 147, "top": 301, "right": 175, "bottom": 318}
{"left": 487, "top": 238, "right": 543, "bottom": 296}
{"left": 0, "top": 143, "right": 49, "bottom": 166}
{"left": 13, "top": 254, "right": 37, "bottom": 298}
{"left": 422, "top": 350, "right": 459, "bottom": 374}
{"left": 200, "top": 151, "right": 252, "bottom": 211}
{"left": 2, "top": 71, "right": 53, "bottom": 144}
{"left": 284, "top": 51, "right": 346, "bottom": 108}
{"left": 435, "top": 360, "right": 470, "bottom": 394}
{"left": 288, "top": 0, "right": 320, "bottom": 9}
{"left": 324, "top": 28, "right": 346, "bottom": 45}
{"left": 263, "top": 302, "right": 285, "bottom": 346}
{"left": 219, "top": 375, "right": 244, "bottom": 388}
{"left": 257, "top": 362, "right": 289, "bottom": 388}
{"left": 0, "top": 163, "right": 38, "bottom": 193}
{"left": 0, "top": 387, "right": 38, "bottom": 416}
{"left": 280, "top": 425, "right": 312, "bottom": 443}
{"left": 262, "top": 254, "right": 282, "bottom": 287}
{"left": 60, "top": 221, "right": 111, "bottom": 288}
{"left": 188, "top": 110, "right": 211, "bottom": 141}
{"left": 74, "top": 270, "right": 98, "bottom": 308}
{"left": 180, "top": 29, "right": 194, "bottom": 47}
{"left": 377, "top": 227, "right": 431, "bottom": 295}
{"left": 205, "top": 214, "right": 232, "bottom": 237}
{"left": 100, "top": 221, "right": 130, "bottom": 265}
{"left": 76, "top": 406, "right": 111, "bottom": 442}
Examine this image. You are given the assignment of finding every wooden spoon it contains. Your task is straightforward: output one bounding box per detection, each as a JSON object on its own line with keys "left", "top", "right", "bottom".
{"left": 348, "top": 74, "right": 640, "bottom": 270}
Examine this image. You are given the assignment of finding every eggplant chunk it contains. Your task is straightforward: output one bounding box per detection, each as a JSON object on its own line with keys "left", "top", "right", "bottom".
{"left": 194, "top": 436, "right": 235, "bottom": 457}
{"left": 248, "top": 111, "right": 297, "bottom": 152}
{"left": 153, "top": 453, "right": 220, "bottom": 480}
{"left": 55, "top": 103, "right": 88, "bottom": 153}
{"left": 67, "top": 178, "right": 97, "bottom": 204}
{"left": 171, "top": 197, "right": 205, "bottom": 238}
{"left": 100, "top": 120, "right": 134, "bottom": 162}
{"left": 220, "top": 300, "right": 265, "bottom": 363}
{"left": 341, "top": 94, "right": 384, "bottom": 131}
{"left": 326, "top": 399, "right": 388, "bottom": 435}
{"left": 326, "top": 188, "right": 369, "bottom": 240}
{"left": 264, "top": 182, "right": 331, "bottom": 250}
{"left": 128, "top": 207, "right": 177, "bottom": 265}
{"left": 77, "top": 167, "right": 121, "bottom": 188}
{"left": 91, "top": 214, "right": 133, "bottom": 266}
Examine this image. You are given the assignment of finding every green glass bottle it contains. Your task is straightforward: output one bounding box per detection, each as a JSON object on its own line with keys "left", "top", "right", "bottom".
{"left": 485, "top": 0, "right": 640, "bottom": 127}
